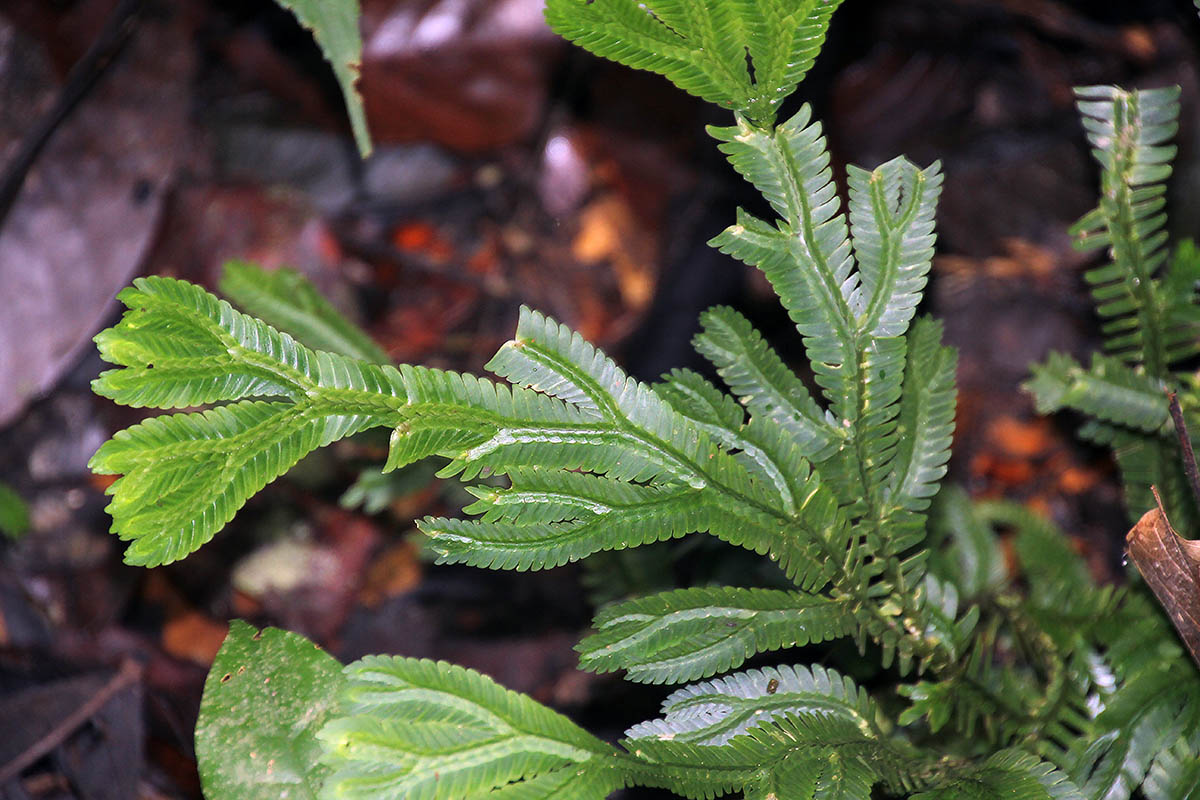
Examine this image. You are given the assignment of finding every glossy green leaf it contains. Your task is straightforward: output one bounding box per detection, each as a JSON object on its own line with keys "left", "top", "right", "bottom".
{"left": 196, "top": 621, "right": 345, "bottom": 800}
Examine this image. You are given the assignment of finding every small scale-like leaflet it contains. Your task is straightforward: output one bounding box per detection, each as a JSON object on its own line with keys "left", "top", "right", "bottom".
{"left": 1126, "top": 490, "right": 1200, "bottom": 669}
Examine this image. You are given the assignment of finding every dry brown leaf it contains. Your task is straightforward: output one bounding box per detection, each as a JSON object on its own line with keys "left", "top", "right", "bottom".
{"left": 1126, "top": 501, "right": 1200, "bottom": 669}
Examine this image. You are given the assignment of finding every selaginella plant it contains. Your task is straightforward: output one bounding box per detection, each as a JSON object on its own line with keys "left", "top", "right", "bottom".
{"left": 86, "top": 1, "right": 1200, "bottom": 797}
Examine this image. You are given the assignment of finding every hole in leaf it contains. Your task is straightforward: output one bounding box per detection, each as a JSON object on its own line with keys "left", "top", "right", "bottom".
{"left": 220, "top": 673, "right": 232, "bottom": 683}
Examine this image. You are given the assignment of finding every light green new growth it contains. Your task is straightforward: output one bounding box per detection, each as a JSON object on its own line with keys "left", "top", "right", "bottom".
{"left": 544, "top": 0, "right": 846, "bottom": 124}
{"left": 90, "top": 1, "right": 1200, "bottom": 798}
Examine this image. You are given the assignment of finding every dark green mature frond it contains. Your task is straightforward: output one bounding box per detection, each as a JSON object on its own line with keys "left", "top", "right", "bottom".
{"left": 576, "top": 587, "right": 855, "bottom": 684}
{"left": 319, "top": 656, "right": 627, "bottom": 800}
{"left": 624, "top": 664, "right": 883, "bottom": 746}
{"left": 624, "top": 710, "right": 917, "bottom": 800}
{"left": 413, "top": 306, "right": 859, "bottom": 591}
{"left": 691, "top": 308, "right": 842, "bottom": 461}
{"left": 543, "top": 0, "right": 845, "bottom": 123}
{"left": 912, "top": 750, "right": 1085, "bottom": 800}
{"left": 1143, "top": 737, "right": 1200, "bottom": 800}
{"left": 1080, "top": 419, "right": 1198, "bottom": 528}
{"left": 219, "top": 260, "right": 391, "bottom": 365}
{"left": 1067, "top": 588, "right": 1200, "bottom": 800}
{"left": 1071, "top": 85, "right": 1183, "bottom": 376}
{"left": 1025, "top": 351, "right": 1168, "bottom": 433}
{"left": 926, "top": 488, "right": 1006, "bottom": 602}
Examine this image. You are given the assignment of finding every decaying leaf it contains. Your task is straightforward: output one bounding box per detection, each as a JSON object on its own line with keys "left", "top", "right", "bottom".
{"left": 1126, "top": 500, "right": 1200, "bottom": 668}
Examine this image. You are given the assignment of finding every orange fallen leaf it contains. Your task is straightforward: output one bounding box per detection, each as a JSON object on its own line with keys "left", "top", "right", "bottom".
{"left": 163, "top": 612, "right": 229, "bottom": 665}
{"left": 359, "top": 540, "right": 423, "bottom": 607}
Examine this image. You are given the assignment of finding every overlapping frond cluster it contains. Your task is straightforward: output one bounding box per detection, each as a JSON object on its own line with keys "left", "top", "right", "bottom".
{"left": 1027, "top": 86, "right": 1200, "bottom": 529}
{"left": 92, "top": 0, "right": 1200, "bottom": 795}
{"left": 904, "top": 496, "right": 1200, "bottom": 798}
{"left": 544, "top": 0, "right": 844, "bottom": 124}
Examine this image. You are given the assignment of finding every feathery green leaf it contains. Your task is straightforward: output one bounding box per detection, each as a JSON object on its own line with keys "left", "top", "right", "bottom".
{"left": 319, "top": 656, "right": 627, "bottom": 800}
{"left": 219, "top": 261, "right": 390, "bottom": 365}
{"left": 577, "top": 587, "right": 854, "bottom": 684}
{"left": 1071, "top": 85, "right": 1182, "bottom": 375}
{"left": 543, "top": 0, "right": 845, "bottom": 123}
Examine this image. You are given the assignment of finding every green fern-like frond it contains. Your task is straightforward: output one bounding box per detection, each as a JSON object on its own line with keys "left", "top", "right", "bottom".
{"left": 1077, "top": 420, "right": 1196, "bottom": 529}
{"left": 1067, "top": 588, "right": 1200, "bottom": 800}
{"left": 219, "top": 260, "right": 391, "bottom": 364}
{"left": 625, "top": 710, "right": 919, "bottom": 800}
{"left": 318, "top": 656, "right": 628, "bottom": 800}
{"left": 1026, "top": 86, "right": 1200, "bottom": 527}
{"left": 887, "top": 318, "right": 956, "bottom": 510}
{"left": 709, "top": 108, "right": 861, "bottom": 421}
{"left": 1025, "top": 351, "right": 1168, "bottom": 433}
{"left": 1142, "top": 736, "right": 1200, "bottom": 800}
{"left": 543, "top": 0, "right": 845, "bottom": 123}
{"left": 1071, "top": 85, "right": 1184, "bottom": 376}
{"left": 926, "top": 487, "right": 1007, "bottom": 601}
{"left": 576, "top": 587, "right": 855, "bottom": 684}
{"left": 691, "top": 307, "right": 842, "bottom": 461}
{"left": 414, "top": 306, "right": 857, "bottom": 591}
{"left": 89, "top": 277, "right": 409, "bottom": 565}
{"left": 655, "top": 368, "right": 820, "bottom": 515}
{"left": 847, "top": 157, "right": 943, "bottom": 340}
{"left": 624, "top": 663, "right": 883, "bottom": 746}
{"left": 912, "top": 750, "right": 1085, "bottom": 800}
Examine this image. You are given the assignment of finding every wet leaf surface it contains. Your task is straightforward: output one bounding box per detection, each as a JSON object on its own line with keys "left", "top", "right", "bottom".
{"left": 194, "top": 621, "right": 344, "bottom": 800}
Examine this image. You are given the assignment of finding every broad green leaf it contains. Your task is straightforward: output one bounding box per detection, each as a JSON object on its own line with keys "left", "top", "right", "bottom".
{"left": 272, "top": 0, "right": 372, "bottom": 157}
{"left": 220, "top": 261, "right": 390, "bottom": 365}
{"left": 196, "top": 621, "right": 345, "bottom": 800}
{"left": 577, "top": 587, "right": 854, "bottom": 684}
{"left": 318, "top": 656, "right": 626, "bottom": 800}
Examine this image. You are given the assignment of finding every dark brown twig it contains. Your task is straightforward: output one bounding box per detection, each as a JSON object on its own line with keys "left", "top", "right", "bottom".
{"left": 0, "top": 659, "right": 142, "bottom": 785}
{"left": 0, "top": 0, "right": 145, "bottom": 234}
{"left": 1166, "top": 389, "right": 1200, "bottom": 511}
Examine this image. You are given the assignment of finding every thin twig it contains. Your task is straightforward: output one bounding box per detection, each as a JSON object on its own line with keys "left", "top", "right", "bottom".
{"left": 0, "top": 658, "right": 142, "bottom": 785}
{"left": 1166, "top": 389, "right": 1200, "bottom": 512}
{"left": 0, "top": 0, "right": 145, "bottom": 234}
